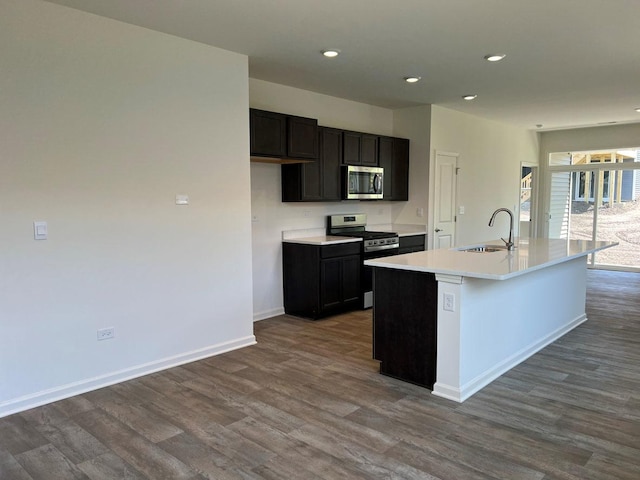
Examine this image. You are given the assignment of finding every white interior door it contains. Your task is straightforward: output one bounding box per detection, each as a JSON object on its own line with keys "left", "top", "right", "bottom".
{"left": 434, "top": 152, "right": 458, "bottom": 249}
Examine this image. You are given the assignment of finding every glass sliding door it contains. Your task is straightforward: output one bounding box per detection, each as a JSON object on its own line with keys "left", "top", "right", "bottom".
{"left": 547, "top": 149, "right": 640, "bottom": 271}
{"left": 592, "top": 167, "right": 640, "bottom": 269}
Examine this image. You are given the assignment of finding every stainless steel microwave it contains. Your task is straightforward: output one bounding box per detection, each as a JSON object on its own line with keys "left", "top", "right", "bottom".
{"left": 343, "top": 165, "right": 384, "bottom": 200}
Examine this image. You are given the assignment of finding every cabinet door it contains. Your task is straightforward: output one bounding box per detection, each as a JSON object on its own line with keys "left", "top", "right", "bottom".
{"left": 343, "top": 131, "right": 378, "bottom": 166}
{"left": 250, "top": 109, "right": 286, "bottom": 157}
{"left": 361, "top": 134, "right": 379, "bottom": 166}
{"left": 299, "top": 129, "right": 322, "bottom": 200}
{"left": 320, "top": 258, "right": 343, "bottom": 310}
{"left": 392, "top": 138, "right": 410, "bottom": 201}
{"left": 320, "top": 255, "right": 361, "bottom": 311}
{"left": 378, "top": 136, "right": 393, "bottom": 199}
{"left": 320, "top": 127, "right": 342, "bottom": 201}
{"left": 342, "top": 131, "right": 361, "bottom": 165}
{"left": 341, "top": 255, "right": 361, "bottom": 304}
{"left": 282, "top": 243, "right": 321, "bottom": 317}
{"left": 288, "top": 116, "right": 318, "bottom": 159}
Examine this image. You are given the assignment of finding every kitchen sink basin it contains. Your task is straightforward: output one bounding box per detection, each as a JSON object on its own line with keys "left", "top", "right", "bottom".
{"left": 458, "top": 245, "right": 508, "bottom": 253}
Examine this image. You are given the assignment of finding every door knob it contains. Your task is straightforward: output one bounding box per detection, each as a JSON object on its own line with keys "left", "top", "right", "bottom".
{"left": 435, "top": 228, "right": 442, "bottom": 232}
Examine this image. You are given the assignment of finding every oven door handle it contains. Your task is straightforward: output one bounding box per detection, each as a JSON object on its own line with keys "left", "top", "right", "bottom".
{"left": 364, "top": 244, "right": 399, "bottom": 254}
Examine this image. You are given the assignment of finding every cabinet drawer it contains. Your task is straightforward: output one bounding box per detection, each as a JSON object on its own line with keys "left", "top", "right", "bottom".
{"left": 320, "top": 242, "right": 361, "bottom": 259}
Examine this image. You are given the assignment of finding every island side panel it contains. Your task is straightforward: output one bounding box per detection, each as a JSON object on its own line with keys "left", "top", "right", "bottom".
{"left": 372, "top": 268, "right": 438, "bottom": 388}
{"left": 433, "top": 255, "right": 589, "bottom": 402}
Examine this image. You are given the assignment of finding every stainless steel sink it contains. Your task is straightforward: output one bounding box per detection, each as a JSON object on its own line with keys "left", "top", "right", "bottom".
{"left": 458, "top": 245, "right": 509, "bottom": 253}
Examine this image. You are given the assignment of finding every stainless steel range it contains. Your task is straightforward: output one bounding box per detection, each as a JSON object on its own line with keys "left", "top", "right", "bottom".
{"left": 327, "top": 214, "right": 399, "bottom": 308}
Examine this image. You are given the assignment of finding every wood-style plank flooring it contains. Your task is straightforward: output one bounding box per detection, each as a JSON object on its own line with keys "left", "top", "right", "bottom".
{"left": 1, "top": 269, "right": 639, "bottom": 479}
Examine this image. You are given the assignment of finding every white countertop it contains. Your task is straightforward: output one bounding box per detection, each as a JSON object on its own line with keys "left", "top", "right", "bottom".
{"left": 282, "top": 223, "right": 426, "bottom": 245}
{"left": 368, "top": 224, "right": 427, "bottom": 236}
{"left": 282, "top": 235, "right": 362, "bottom": 246}
{"left": 364, "top": 238, "right": 618, "bottom": 280}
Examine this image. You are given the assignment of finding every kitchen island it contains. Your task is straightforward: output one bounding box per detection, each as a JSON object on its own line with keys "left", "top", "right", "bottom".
{"left": 365, "top": 237, "right": 617, "bottom": 402}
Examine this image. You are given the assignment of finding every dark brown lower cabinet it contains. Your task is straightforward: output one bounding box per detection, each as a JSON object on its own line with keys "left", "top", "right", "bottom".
{"left": 320, "top": 255, "right": 360, "bottom": 310}
{"left": 372, "top": 267, "right": 438, "bottom": 389}
{"left": 398, "top": 234, "right": 426, "bottom": 254}
{"left": 283, "top": 242, "right": 361, "bottom": 319}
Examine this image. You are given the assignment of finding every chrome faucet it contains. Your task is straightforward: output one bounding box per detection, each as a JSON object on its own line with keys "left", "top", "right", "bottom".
{"left": 488, "top": 208, "right": 516, "bottom": 251}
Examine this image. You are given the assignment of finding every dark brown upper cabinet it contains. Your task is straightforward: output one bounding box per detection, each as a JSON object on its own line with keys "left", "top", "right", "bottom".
{"left": 287, "top": 115, "right": 319, "bottom": 159}
{"left": 250, "top": 109, "right": 286, "bottom": 157}
{"left": 342, "top": 131, "right": 378, "bottom": 166}
{"left": 379, "top": 136, "right": 409, "bottom": 201}
{"left": 392, "top": 138, "right": 410, "bottom": 201}
{"left": 319, "top": 127, "right": 343, "bottom": 201}
{"left": 282, "top": 127, "right": 342, "bottom": 202}
{"left": 250, "top": 109, "right": 318, "bottom": 161}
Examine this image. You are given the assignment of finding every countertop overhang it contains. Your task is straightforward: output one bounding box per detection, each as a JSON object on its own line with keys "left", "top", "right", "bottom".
{"left": 364, "top": 238, "right": 618, "bottom": 280}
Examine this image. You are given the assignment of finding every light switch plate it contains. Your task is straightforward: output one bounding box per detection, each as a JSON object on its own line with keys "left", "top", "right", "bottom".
{"left": 34, "top": 221, "right": 48, "bottom": 240}
{"left": 175, "top": 194, "right": 189, "bottom": 205}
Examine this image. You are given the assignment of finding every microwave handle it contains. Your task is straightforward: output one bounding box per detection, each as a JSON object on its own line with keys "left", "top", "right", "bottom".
{"left": 373, "top": 173, "right": 382, "bottom": 193}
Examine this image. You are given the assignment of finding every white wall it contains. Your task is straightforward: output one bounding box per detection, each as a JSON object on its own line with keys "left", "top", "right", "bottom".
{"left": 250, "top": 79, "right": 399, "bottom": 320}
{"left": 0, "top": 0, "right": 254, "bottom": 417}
{"left": 250, "top": 79, "right": 394, "bottom": 134}
{"left": 540, "top": 123, "right": 640, "bottom": 155}
{"left": 429, "top": 106, "right": 539, "bottom": 248}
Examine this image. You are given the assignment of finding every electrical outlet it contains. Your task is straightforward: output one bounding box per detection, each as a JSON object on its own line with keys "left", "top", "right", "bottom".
{"left": 443, "top": 293, "right": 455, "bottom": 312}
{"left": 416, "top": 208, "right": 424, "bottom": 218}
{"left": 97, "top": 327, "right": 115, "bottom": 341}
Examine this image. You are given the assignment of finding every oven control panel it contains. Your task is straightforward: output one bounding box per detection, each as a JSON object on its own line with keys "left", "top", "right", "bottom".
{"left": 364, "top": 236, "right": 399, "bottom": 252}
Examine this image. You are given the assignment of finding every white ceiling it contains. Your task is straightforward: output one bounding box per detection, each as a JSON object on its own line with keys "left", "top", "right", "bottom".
{"left": 44, "top": 0, "right": 640, "bottom": 130}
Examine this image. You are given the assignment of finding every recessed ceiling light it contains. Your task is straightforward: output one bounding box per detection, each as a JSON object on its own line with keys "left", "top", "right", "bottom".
{"left": 462, "top": 94, "right": 477, "bottom": 100}
{"left": 635, "top": 107, "right": 640, "bottom": 113}
{"left": 484, "top": 54, "right": 506, "bottom": 62}
{"left": 404, "top": 76, "right": 421, "bottom": 83}
{"left": 322, "top": 49, "right": 340, "bottom": 58}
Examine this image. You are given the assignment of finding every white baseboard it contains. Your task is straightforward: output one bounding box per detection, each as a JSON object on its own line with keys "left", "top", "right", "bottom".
{"left": 433, "top": 314, "right": 587, "bottom": 403}
{"left": 431, "top": 383, "right": 461, "bottom": 402}
{"left": 0, "top": 335, "right": 256, "bottom": 419}
{"left": 253, "top": 307, "right": 284, "bottom": 322}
